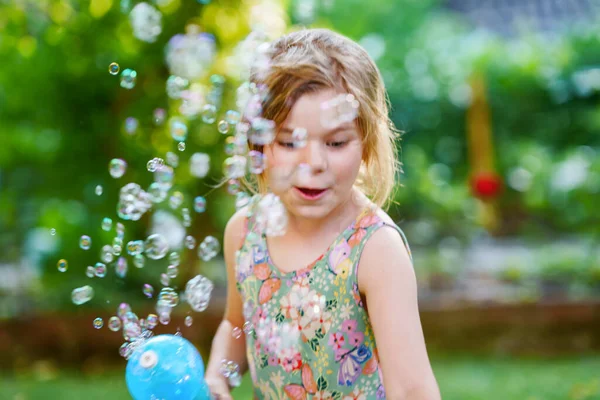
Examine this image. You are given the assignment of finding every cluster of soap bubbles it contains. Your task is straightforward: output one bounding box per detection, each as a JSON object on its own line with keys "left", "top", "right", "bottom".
{"left": 219, "top": 359, "right": 242, "bottom": 388}
{"left": 129, "top": 2, "right": 162, "bottom": 43}
{"left": 117, "top": 183, "right": 153, "bottom": 221}
{"left": 254, "top": 318, "right": 301, "bottom": 361}
{"left": 165, "top": 28, "right": 216, "bottom": 81}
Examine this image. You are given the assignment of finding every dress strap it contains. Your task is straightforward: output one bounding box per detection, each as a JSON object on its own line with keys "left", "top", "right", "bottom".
{"left": 350, "top": 212, "right": 413, "bottom": 289}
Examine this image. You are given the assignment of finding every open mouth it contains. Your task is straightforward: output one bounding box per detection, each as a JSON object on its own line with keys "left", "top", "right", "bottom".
{"left": 294, "top": 187, "right": 329, "bottom": 200}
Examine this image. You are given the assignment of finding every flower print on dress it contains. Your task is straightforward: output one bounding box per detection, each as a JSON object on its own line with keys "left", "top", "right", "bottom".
{"left": 328, "top": 239, "right": 352, "bottom": 276}
{"left": 342, "top": 387, "right": 367, "bottom": 400}
{"left": 283, "top": 363, "right": 318, "bottom": 399}
{"left": 279, "top": 347, "right": 303, "bottom": 373}
{"left": 252, "top": 262, "right": 281, "bottom": 304}
{"left": 336, "top": 344, "right": 372, "bottom": 387}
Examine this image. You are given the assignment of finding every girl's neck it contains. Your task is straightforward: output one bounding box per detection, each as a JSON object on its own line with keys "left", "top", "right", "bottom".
{"left": 284, "top": 189, "right": 371, "bottom": 238}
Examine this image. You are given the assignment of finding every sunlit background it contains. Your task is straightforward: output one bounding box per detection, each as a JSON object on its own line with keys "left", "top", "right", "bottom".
{"left": 1, "top": 0, "right": 599, "bottom": 399}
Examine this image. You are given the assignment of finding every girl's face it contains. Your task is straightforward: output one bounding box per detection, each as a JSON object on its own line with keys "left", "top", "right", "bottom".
{"left": 263, "top": 89, "right": 364, "bottom": 222}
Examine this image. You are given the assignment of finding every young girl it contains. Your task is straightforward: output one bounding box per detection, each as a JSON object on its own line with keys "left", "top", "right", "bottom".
{"left": 205, "top": 28, "right": 440, "bottom": 400}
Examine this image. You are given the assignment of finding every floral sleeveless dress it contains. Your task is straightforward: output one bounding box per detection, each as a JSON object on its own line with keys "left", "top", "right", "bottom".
{"left": 235, "top": 195, "right": 412, "bottom": 400}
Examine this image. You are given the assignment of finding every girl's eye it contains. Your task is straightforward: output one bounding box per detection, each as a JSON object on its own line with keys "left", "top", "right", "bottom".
{"left": 277, "top": 141, "right": 295, "bottom": 149}
{"left": 327, "top": 141, "right": 347, "bottom": 148}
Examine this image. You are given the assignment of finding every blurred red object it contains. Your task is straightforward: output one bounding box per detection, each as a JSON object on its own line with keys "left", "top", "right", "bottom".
{"left": 470, "top": 171, "right": 503, "bottom": 199}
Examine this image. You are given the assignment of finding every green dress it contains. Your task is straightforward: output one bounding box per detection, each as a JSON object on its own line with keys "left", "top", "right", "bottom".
{"left": 235, "top": 195, "right": 412, "bottom": 400}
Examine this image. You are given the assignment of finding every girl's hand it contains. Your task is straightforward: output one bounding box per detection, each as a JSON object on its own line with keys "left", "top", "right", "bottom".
{"left": 205, "top": 374, "right": 233, "bottom": 400}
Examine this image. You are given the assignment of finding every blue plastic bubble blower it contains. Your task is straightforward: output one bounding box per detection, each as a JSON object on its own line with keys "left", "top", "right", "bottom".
{"left": 126, "top": 334, "right": 211, "bottom": 400}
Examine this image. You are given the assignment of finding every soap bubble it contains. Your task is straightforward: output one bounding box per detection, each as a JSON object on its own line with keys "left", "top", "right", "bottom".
{"left": 72, "top": 285, "right": 94, "bottom": 305}
{"left": 101, "top": 244, "right": 115, "bottom": 263}
{"left": 113, "top": 237, "right": 124, "bottom": 255}
{"left": 168, "top": 252, "right": 180, "bottom": 266}
{"left": 118, "top": 303, "right": 132, "bottom": 318}
{"left": 224, "top": 136, "right": 236, "bottom": 156}
{"left": 185, "top": 315, "right": 193, "bottom": 327}
{"left": 153, "top": 108, "right": 166, "bottom": 125}
{"left": 243, "top": 321, "right": 253, "bottom": 334}
{"left": 109, "top": 62, "right": 120, "bottom": 75}
{"left": 320, "top": 93, "right": 359, "bottom": 129}
{"left": 255, "top": 194, "right": 288, "bottom": 237}
{"left": 249, "top": 118, "right": 275, "bottom": 145}
{"left": 217, "top": 120, "right": 229, "bottom": 134}
{"left": 165, "top": 30, "right": 216, "bottom": 80}
{"left": 154, "top": 165, "right": 174, "bottom": 191}
{"left": 225, "top": 110, "right": 241, "bottom": 125}
{"left": 123, "top": 321, "right": 142, "bottom": 341}
{"left": 223, "top": 155, "right": 247, "bottom": 179}
{"left": 116, "top": 257, "right": 128, "bottom": 278}
{"left": 166, "top": 152, "right": 179, "bottom": 167}
{"left": 160, "top": 273, "right": 170, "bottom": 286}
{"left": 57, "top": 259, "right": 68, "bottom": 272}
{"left": 127, "top": 240, "right": 144, "bottom": 256}
{"left": 117, "top": 183, "right": 153, "bottom": 221}
{"left": 227, "top": 179, "right": 241, "bottom": 195}
{"left": 169, "top": 191, "right": 184, "bottom": 209}
{"left": 194, "top": 196, "right": 206, "bottom": 213}
{"left": 232, "top": 327, "right": 242, "bottom": 339}
{"left": 198, "top": 236, "right": 220, "bottom": 262}
{"left": 292, "top": 127, "right": 307, "bottom": 148}
{"left": 166, "top": 75, "right": 189, "bottom": 100}
{"left": 108, "top": 316, "right": 122, "bottom": 332}
{"left": 129, "top": 2, "right": 162, "bottom": 43}
{"left": 50, "top": 228, "right": 56, "bottom": 236}
{"left": 169, "top": 117, "right": 188, "bottom": 141}
{"left": 166, "top": 265, "right": 179, "bottom": 279}
{"left": 157, "top": 287, "right": 179, "bottom": 309}
{"left": 134, "top": 254, "right": 145, "bottom": 268}
{"left": 184, "top": 235, "right": 196, "bottom": 249}
{"left": 235, "top": 192, "right": 251, "bottom": 209}
{"left": 185, "top": 275, "right": 214, "bottom": 312}
{"left": 119, "top": 342, "right": 134, "bottom": 359}
{"left": 190, "top": 153, "right": 210, "bottom": 178}
{"left": 86, "top": 266, "right": 95, "bottom": 278}
{"left": 93, "top": 318, "right": 104, "bottom": 329}
{"left": 95, "top": 185, "right": 103, "bottom": 196}
{"left": 182, "top": 207, "right": 192, "bottom": 228}
{"left": 95, "top": 262, "right": 107, "bottom": 278}
{"left": 116, "top": 223, "right": 125, "bottom": 238}
{"left": 248, "top": 150, "right": 266, "bottom": 174}
{"left": 145, "top": 234, "right": 169, "bottom": 260}
{"left": 102, "top": 217, "right": 113, "bottom": 231}
{"left": 120, "top": 68, "right": 137, "bottom": 89}
{"left": 159, "top": 313, "right": 171, "bottom": 325}
{"left": 146, "top": 314, "right": 158, "bottom": 329}
{"left": 143, "top": 284, "right": 154, "bottom": 298}
{"left": 147, "top": 159, "right": 159, "bottom": 172}
{"left": 124, "top": 117, "right": 139, "bottom": 135}
{"left": 79, "top": 235, "right": 92, "bottom": 250}
{"left": 201, "top": 104, "right": 217, "bottom": 124}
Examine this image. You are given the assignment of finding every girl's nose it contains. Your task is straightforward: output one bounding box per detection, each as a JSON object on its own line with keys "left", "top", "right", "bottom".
{"left": 303, "top": 141, "right": 327, "bottom": 174}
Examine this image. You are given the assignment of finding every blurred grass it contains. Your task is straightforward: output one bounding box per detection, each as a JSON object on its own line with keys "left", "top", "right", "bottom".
{"left": 2, "top": 355, "right": 600, "bottom": 400}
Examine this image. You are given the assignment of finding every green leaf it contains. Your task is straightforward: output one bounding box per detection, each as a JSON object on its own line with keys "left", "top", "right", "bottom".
{"left": 260, "top": 354, "right": 268, "bottom": 368}
{"left": 331, "top": 391, "right": 342, "bottom": 400}
{"left": 309, "top": 338, "right": 320, "bottom": 352}
{"left": 315, "top": 328, "right": 325, "bottom": 339}
{"left": 325, "top": 299, "right": 337, "bottom": 311}
{"left": 317, "top": 375, "right": 328, "bottom": 391}
{"left": 275, "top": 312, "right": 285, "bottom": 323}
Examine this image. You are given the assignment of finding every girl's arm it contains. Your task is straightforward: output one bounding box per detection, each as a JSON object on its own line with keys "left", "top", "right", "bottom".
{"left": 358, "top": 227, "right": 441, "bottom": 400}
{"left": 205, "top": 208, "right": 249, "bottom": 398}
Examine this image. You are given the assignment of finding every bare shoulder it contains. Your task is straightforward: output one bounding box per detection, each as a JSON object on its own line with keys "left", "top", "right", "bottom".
{"left": 223, "top": 205, "right": 250, "bottom": 256}
{"left": 357, "top": 208, "right": 414, "bottom": 294}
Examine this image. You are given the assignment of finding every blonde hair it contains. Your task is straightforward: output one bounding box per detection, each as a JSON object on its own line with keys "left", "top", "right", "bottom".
{"left": 244, "top": 28, "right": 402, "bottom": 209}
